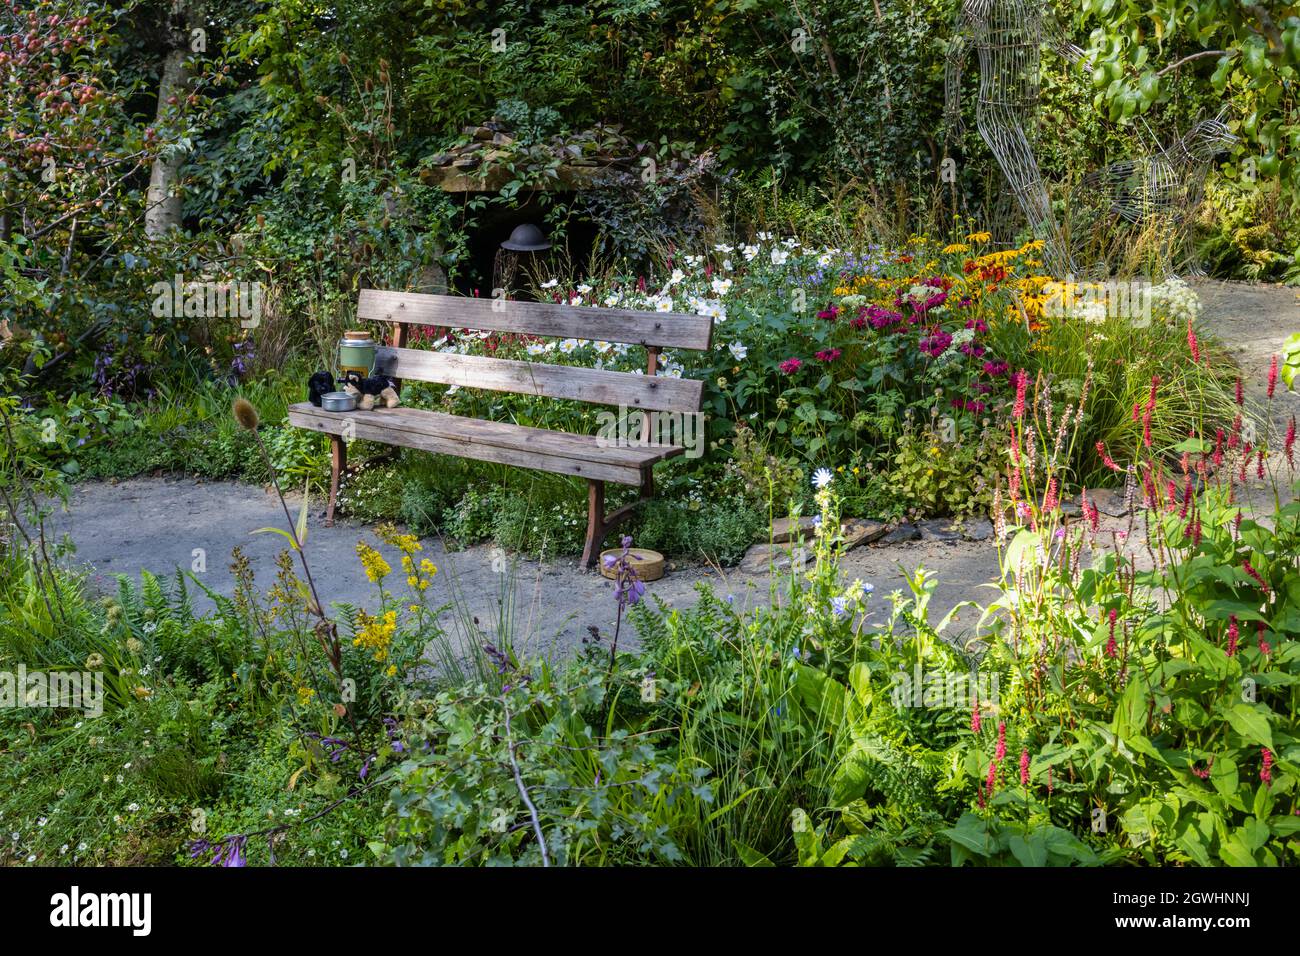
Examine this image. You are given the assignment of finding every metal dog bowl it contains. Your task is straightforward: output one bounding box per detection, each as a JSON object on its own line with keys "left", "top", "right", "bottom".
{"left": 321, "top": 391, "right": 356, "bottom": 412}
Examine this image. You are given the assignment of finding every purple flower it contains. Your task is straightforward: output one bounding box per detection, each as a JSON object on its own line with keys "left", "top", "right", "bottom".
{"left": 919, "top": 330, "right": 953, "bottom": 358}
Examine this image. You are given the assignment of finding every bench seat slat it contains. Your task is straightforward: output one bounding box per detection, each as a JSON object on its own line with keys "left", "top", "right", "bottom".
{"left": 373, "top": 346, "right": 703, "bottom": 413}
{"left": 287, "top": 403, "right": 683, "bottom": 486}
{"left": 358, "top": 289, "right": 713, "bottom": 351}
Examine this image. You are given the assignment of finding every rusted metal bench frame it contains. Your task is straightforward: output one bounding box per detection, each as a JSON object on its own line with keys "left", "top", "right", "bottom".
{"left": 287, "top": 290, "right": 712, "bottom": 567}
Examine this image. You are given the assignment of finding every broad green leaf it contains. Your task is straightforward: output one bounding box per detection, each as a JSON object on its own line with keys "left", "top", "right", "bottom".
{"left": 1222, "top": 703, "right": 1274, "bottom": 748}
{"left": 1008, "top": 833, "right": 1048, "bottom": 867}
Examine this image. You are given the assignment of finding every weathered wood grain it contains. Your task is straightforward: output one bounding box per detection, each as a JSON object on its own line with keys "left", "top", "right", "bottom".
{"left": 287, "top": 403, "right": 684, "bottom": 486}
{"left": 357, "top": 289, "right": 713, "bottom": 351}
{"left": 371, "top": 346, "right": 704, "bottom": 413}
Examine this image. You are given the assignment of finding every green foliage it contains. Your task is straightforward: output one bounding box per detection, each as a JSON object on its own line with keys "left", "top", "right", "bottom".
{"left": 884, "top": 420, "right": 1001, "bottom": 519}
{"left": 632, "top": 497, "right": 765, "bottom": 566}
{"left": 378, "top": 658, "right": 711, "bottom": 866}
{"left": 1077, "top": 0, "right": 1297, "bottom": 207}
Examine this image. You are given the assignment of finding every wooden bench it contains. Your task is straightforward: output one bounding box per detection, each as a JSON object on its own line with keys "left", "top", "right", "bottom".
{"left": 287, "top": 290, "right": 713, "bottom": 567}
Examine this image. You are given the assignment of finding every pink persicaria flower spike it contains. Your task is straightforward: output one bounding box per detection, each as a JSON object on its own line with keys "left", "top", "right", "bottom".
{"left": 1236, "top": 377, "right": 1244, "bottom": 407}
{"left": 1287, "top": 417, "right": 1297, "bottom": 468}
{"left": 1268, "top": 355, "right": 1279, "bottom": 399}
{"left": 1227, "top": 616, "right": 1239, "bottom": 657}
{"left": 1012, "top": 369, "right": 1028, "bottom": 419}
{"left": 971, "top": 699, "right": 981, "bottom": 733}
{"left": 995, "top": 722, "right": 1007, "bottom": 761}
{"left": 1105, "top": 609, "right": 1118, "bottom": 658}
{"left": 1187, "top": 321, "right": 1200, "bottom": 363}
{"left": 1081, "top": 490, "right": 1100, "bottom": 531}
{"left": 1256, "top": 447, "right": 1265, "bottom": 480}
{"left": 985, "top": 759, "right": 998, "bottom": 800}
{"left": 1096, "top": 441, "right": 1122, "bottom": 472}
{"left": 1042, "top": 477, "right": 1058, "bottom": 512}
{"left": 1213, "top": 428, "right": 1225, "bottom": 468}
{"left": 1243, "top": 559, "right": 1271, "bottom": 596}
{"left": 1142, "top": 376, "right": 1159, "bottom": 448}
{"left": 1020, "top": 749, "right": 1030, "bottom": 786}
{"left": 1257, "top": 621, "right": 1272, "bottom": 656}
{"left": 1261, "top": 747, "right": 1274, "bottom": 787}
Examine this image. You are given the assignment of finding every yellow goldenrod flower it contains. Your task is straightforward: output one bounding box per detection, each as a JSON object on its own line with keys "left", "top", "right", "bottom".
{"left": 377, "top": 523, "right": 422, "bottom": 555}
{"left": 356, "top": 542, "right": 391, "bottom": 583}
{"left": 353, "top": 609, "right": 397, "bottom": 662}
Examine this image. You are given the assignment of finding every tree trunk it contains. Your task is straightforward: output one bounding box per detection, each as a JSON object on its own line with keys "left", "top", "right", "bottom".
{"left": 144, "top": 6, "right": 194, "bottom": 239}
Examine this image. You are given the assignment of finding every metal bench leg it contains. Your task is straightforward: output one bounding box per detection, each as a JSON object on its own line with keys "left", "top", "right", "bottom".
{"left": 326, "top": 435, "right": 346, "bottom": 527}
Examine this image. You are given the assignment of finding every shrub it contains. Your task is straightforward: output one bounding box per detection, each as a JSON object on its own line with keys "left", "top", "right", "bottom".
{"left": 632, "top": 497, "right": 766, "bottom": 566}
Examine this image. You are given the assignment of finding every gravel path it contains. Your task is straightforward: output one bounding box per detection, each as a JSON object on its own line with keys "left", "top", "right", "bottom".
{"left": 46, "top": 476, "right": 1001, "bottom": 657}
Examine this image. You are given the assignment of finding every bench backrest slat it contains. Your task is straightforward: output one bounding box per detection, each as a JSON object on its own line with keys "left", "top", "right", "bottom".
{"left": 359, "top": 289, "right": 713, "bottom": 351}
{"left": 374, "top": 346, "right": 704, "bottom": 413}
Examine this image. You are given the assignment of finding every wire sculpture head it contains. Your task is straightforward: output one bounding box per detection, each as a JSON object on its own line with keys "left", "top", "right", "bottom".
{"left": 1184, "top": 108, "right": 1238, "bottom": 162}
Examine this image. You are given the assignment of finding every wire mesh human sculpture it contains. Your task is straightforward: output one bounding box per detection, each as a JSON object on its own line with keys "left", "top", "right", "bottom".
{"left": 1083, "top": 108, "right": 1238, "bottom": 274}
{"left": 944, "top": 0, "right": 1086, "bottom": 276}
